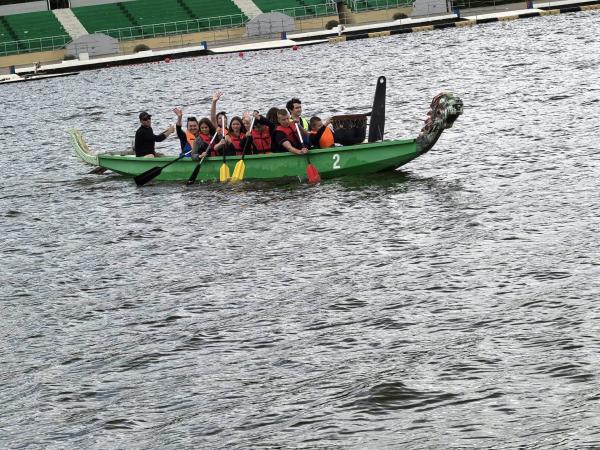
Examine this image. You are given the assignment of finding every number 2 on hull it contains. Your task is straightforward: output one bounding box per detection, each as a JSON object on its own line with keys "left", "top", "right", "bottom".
{"left": 332, "top": 153, "right": 341, "bottom": 170}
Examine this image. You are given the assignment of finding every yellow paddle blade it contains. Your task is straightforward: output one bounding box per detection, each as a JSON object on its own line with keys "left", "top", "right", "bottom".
{"left": 219, "top": 163, "right": 230, "bottom": 182}
{"left": 230, "top": 160, "right": 245, "bottom": 183}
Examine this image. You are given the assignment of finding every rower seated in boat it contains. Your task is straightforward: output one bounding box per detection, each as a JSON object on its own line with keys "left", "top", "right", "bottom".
{"left": 134, "top": 111, "right": 174, "bottom": 157}
{"left": 191, "top": 118, "right": 219, "bottom": 160}
{"left": 213, "top": 116, "right": 248, "bottom": 156}
{"left": 273, "top": 109, "right": 308, "bottom": 155}
{"left": 308, "top": 116, "right": 335, "bottom": 149}
{"left": 249, "top": 111, "right": 272, "bottom": 154}
{"left": 173, "top": 107, "right": 200, "bottom": 157}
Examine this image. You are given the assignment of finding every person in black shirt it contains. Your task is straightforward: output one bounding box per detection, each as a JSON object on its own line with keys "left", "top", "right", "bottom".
{"left": 272, "top": 109, "right": 308, "bottom": 154}
{"left": 134, "top": 111, "right": 174, "bottom": 157}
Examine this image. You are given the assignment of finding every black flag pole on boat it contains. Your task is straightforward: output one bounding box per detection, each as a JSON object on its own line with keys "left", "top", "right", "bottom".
{"left": 368, "top": 76, "right": 386, "bottom": 143}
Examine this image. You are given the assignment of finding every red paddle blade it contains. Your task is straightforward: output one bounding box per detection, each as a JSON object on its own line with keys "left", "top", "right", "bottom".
{"left": 306, "top": 164, "right": 321, "bottom": 184}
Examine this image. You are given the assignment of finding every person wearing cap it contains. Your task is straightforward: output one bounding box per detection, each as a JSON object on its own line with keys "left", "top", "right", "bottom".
{"left": 134, "top": 111, "right": 175, "bottom": 158}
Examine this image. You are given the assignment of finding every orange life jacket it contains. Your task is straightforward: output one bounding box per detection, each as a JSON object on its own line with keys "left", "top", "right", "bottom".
{"left": 184, "top": 130, "right": 197, "bottom": 148}
{"left": 275, "top": 123, "right": 301, "bottom": 149}
{"left": 309, "top": 126, "right": 335, "bottom": 148}
{"left": 180, "top": 130, "right": 198, "bottom": 154}
{"left": 251, "top": 127, "right": 271, "bottom": 153}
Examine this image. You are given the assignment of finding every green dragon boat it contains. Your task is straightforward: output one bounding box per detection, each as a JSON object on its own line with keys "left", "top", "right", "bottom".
{"left": 71, "top": 78, "right": 463, "bottom": 183}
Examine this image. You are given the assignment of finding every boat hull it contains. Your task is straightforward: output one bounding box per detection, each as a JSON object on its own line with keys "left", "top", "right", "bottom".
{"left": 70, "top": 129, "right": 420, "bottom": 182}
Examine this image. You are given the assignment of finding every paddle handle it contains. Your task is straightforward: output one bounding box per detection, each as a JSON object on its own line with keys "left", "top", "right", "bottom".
{"left": 164, "top": 149, "right": 191, "bottom": 168}
{"left": 294, "top": 122, "right": 312, "bottom": 163}
{"left": 295, "top": 121, "right": 305, "bottom": 148}
{"left": 187, "top": 131, "right": 220, "bottom": 185}
{"left": 193, "top": 130, "right": 220, "bottom": 165}
{"left": 221, "top": 115, "right": 227, "bottom": 162}
{"left": 200, "top": 129, "right": 220, "bottom": 155}
{"left": 240, "top": 117, "right": 256, "bottom": 160}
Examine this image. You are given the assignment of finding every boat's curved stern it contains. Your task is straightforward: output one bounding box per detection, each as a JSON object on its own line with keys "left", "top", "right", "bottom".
{"left": 69, "top": 129, "right": 99, "bottom": 166}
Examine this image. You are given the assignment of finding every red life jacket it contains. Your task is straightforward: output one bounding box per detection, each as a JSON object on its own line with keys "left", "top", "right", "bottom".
{"left": 229, "top": 132, "right": 245, "bottom": 155}
{"left": 196, "top": 132, "right": 214, "bottom": 156}
{"left": 251, "top": 127, "right": 271, "bottom": 153}
{"left": 275, "top": 123, "right": 301, "bottom": 149}
{"left": 198, "top": 133, "right": 212, "bottom": 145}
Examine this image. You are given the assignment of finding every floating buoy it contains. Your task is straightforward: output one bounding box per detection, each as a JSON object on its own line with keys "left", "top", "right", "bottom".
{"left": 239, "top": 51, "right": 244, "bottom": 57}
{"left": 164, "top": 57, "right": 171, "bottom": 63}
{"left": 292, "top": 45, "right": 299, "bottom": 51}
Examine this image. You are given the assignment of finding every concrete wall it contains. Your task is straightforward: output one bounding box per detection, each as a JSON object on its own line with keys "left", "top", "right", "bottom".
{"left": 0, "top": 1, "right": 47, "bottom": 16}
{"left": 348, "top": 7, "right": 415, "bottom": 24}
{"left": 0, "top": 48, "right": 65, "bottom": 67}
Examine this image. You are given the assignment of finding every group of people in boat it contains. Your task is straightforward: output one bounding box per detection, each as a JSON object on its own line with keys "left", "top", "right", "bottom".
{"left": 133, "top": 91, "right": 336, "bottom": 159}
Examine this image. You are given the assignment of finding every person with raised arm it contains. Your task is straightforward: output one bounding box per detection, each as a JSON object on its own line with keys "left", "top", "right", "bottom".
{"left": 173, "top": 107, "right": 201, "bottom": 157}
{"left": 210, "top": 90, "right": 228, "bottom": 137}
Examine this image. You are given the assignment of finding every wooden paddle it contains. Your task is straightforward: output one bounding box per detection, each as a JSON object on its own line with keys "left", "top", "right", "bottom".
{"left": 219, "top": 115, "right": 230, "bottom": 182}
{"left": 187, "top": 130, "right": 220, "bottom": 185}
{"left": 294, "top": 122, "right": 320, "bottom": 184}
{"left": 230, "top": 117, "right": 255, "bottom": 183}
{"left": 134, "top": 150, "right": 191, "bottom": 186}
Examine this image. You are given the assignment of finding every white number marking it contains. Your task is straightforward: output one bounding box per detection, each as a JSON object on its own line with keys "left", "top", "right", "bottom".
{"left": 332, "top": 153, "right": 341, "bottom": 169}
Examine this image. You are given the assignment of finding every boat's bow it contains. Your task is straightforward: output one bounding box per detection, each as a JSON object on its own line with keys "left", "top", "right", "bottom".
{"left": 416, "top": 93, "right": 463, "bottom": 154}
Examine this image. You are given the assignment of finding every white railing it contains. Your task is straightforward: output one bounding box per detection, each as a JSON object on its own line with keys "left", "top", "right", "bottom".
{"left": 349, "top": 0, "right": 415, "bottom": 10}
{"left": 272, "top": 3, "right": 338, "bottom": 19}
{"left": 97, "top": 13, "right": 247, "bottom": 41}
{"left": 0, "top": 34, "right": 71, "bottom": 56}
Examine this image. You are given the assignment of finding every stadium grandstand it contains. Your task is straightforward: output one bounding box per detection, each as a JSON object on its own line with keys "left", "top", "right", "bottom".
{"left": 0, "top": 0, "right": 414, "bottom": 57}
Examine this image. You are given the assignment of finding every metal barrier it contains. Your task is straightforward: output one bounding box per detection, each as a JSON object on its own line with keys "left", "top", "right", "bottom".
{"left": 349, "top": 0, "right": 415, "bottom": 11}
{"left": 450, "top": 0, "right": 524, "bottom": 8}
{"left": 0, "top": 34, "right": 71, "bottom": 56}
{"left": 272, "top": 3, "right": 338, "bottom": 19}
{"left": 97, "top": 13, "right": 247, "bottom": 42}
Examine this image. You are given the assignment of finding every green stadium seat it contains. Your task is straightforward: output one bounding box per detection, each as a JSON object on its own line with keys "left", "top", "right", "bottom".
{"left": 253, "top": 0, "right": 335, "bottom": 17}
{"left": 0, "top": 19, "right": 14, "bottom": 44}
{"left": 3, "top": 11, "right": 67, "bottom": 41}
{"left": 72, "top": 3, "right": 136, "bottom": 33}
{"left": 72, "top": 0, "right": 246, "bottom": 37}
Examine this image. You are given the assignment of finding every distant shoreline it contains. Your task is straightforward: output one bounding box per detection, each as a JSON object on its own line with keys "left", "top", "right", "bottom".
{"left": 5, "top": 0, "right": 599, "bottom": 77}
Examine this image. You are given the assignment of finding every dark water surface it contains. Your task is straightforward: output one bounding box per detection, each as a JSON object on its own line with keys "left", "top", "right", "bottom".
{"left": 2, "top": 11, "right": 600, "bottom": 448}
